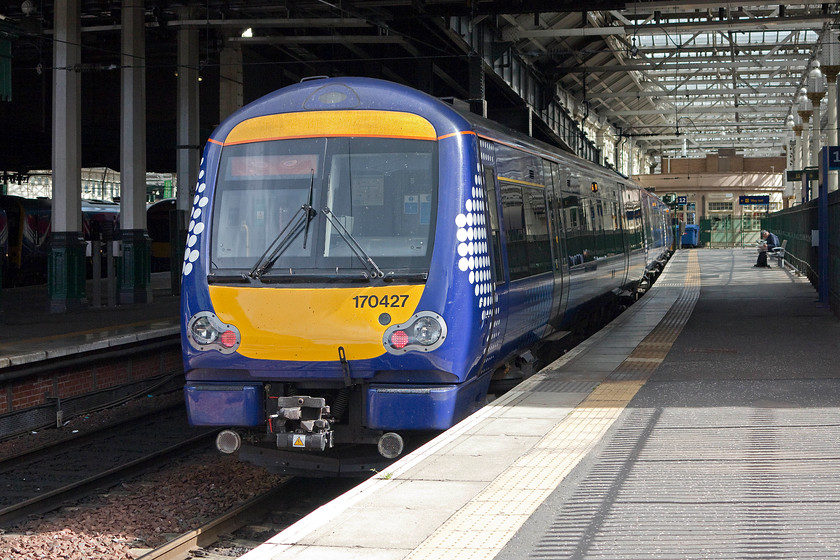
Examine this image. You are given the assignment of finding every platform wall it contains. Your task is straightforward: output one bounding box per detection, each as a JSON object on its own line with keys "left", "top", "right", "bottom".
{"left": 0, "top": 345, "right": 182, "bottom": 436}
{"left": 763, "top": 189, "right": 839, "bottom": 318}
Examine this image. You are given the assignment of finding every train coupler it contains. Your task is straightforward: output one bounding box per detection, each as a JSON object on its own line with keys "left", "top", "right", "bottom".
{"left": 270, "top": 396, "right": 334, "bottom": 452}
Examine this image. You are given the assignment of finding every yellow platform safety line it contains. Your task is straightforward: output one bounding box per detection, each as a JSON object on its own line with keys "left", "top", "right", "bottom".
{"left": 405, "top": 252, "right": 701, "bottom": 560}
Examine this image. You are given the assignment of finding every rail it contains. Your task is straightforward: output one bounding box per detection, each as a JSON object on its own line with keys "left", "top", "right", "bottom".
{"left": 138, "top": 482, "right": 292, "bottom": 560}
{"left": 779, "top": 248, "right": 814, "bottom": 278}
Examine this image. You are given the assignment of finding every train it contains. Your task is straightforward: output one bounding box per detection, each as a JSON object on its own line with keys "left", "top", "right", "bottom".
{"left": 0, "top": 195, "right": 123, "bottom": 286}
{"left": 0, "top": 195, "right": 179, "bottom": 287}
{"left": 179, "top": 77, "right": 672, "bottom": 474}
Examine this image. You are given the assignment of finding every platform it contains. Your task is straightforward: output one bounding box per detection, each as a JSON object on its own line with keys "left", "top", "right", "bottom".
{"left": 240, "top": 247, "right": 840, "bottom": 560}
{"left": 0, "top": 272, "right": 180, "bottom": 368}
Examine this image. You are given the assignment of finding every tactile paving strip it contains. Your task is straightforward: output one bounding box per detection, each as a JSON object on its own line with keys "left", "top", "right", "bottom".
{"left": 406, "top": 254, "right": 701, "bottom": 560}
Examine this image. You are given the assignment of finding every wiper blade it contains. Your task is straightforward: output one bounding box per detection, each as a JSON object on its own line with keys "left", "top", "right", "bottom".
{"left": 302, "top": 169, "right": 316, "bottom": 250}
{"left": 322, "top": 206, "right": 384, "bottom": 279}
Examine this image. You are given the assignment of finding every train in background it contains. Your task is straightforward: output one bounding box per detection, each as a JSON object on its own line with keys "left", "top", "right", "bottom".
{"left": 0, "top": 195, "right": 121, "bottom": 286}
{"left": 180, "top": 77, "right": 672, "bottom": 475}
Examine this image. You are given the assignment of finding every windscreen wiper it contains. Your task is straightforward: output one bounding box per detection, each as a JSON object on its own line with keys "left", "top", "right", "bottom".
{"left": 302, "top": 169, "right": 316, "bottom": 250}
{"left": 322, "top": 206, "right": 384, "bottom": 279}
{"left": 249, "top": 170, "right": 318, "bottom": 279}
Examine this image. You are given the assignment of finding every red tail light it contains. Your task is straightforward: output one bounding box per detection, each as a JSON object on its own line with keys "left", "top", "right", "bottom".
{"left": 390, "top": 330, "right": 409, "bottom": 349}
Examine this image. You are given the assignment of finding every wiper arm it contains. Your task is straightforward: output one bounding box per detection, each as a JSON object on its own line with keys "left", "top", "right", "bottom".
{"left": 249, "top": 170, "right": 319, "bottom": 279}
{"left": 248, "top": 210, "right": 307, "bottom": 278}
{"left": 322, "top": 206, "right": 384, "bottom": 279}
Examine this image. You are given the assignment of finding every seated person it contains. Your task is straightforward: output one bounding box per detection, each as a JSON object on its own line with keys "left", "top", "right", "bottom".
{"left": 754, "top": 229, "right": 779, "bottom": 267}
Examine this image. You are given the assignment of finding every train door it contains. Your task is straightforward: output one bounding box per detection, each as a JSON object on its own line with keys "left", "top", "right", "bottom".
{"left": 545, "top": 160, "right": 569, "bottom": 324}
{"left": 479, "top": 148, "right": 509, "bottom": 370}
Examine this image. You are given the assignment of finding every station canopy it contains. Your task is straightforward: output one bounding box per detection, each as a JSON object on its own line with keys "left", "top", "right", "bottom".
{"left": 0, "top": 1, "right": 836, "bottom": 169}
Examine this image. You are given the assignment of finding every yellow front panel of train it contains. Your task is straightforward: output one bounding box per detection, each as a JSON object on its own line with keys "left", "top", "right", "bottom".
{"left": 224, "top": 110, "right": 438, "bottom": 144}
{"left": 208, "top": 285, "right": 425, "bottom": 361}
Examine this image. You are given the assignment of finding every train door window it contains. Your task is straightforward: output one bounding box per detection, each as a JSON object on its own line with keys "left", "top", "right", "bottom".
{"left": 544, "top": 160, "right": 564, "bottom": 272}
{"left": 501, "top": 182, "right": 528, "bottom": 280}
{"left": 483, "top": 166, "right": 504, "bottom": 284}
{"left": 523, "top": 186, "right": 551, "bottom": 275}
{"left": 579, "top": 198, "right": 597, "bottom": 261}
{"left": 563, "top": 195, "right": 584, "bottom": 266}
{"left": 605, "top": 198, "right": 620, "bottom": 255}
{"left": 622, "top": 186, "right": 643, "bottom": 251}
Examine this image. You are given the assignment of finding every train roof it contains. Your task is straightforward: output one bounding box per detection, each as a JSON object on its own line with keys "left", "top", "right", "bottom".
{"left": 209, "top": 77, "right": 639, "bottom": 188}
{"left": 209, "top": 76, "right": 474, "bottom": 146}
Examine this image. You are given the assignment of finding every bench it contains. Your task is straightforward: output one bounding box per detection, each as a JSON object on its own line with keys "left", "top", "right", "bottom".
{"left": 769, "top": 239, "right": 787, "bottom": 267}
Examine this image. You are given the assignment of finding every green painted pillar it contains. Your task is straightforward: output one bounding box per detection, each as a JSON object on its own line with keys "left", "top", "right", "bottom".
{"left": 48, "top": 232, "right": 87, "bottom": 312}
{"left": 117, "top": 229, "right": 152, "bottom": 304}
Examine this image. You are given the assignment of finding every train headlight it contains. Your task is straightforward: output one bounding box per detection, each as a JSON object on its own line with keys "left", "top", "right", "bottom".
{"left": 187, "top": 311, "right": 241, "bottom": 354}
{"left": 191, "top": 315, "right": 217, "bottom": 345}
{"left": 413, "top": 317, "right": 442, "bottom": 346}
{"left": 383, "top": 311, "right": 447, "bottom": 354}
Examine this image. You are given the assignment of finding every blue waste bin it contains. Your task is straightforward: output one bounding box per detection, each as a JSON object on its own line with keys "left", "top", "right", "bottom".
{"left": 681, "top": 224, "right": 699, "bottom": 247}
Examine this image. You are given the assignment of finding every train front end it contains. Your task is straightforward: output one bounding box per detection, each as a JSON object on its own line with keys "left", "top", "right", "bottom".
{"left": 181, "top": 78, "right": 494, "bottom": 468}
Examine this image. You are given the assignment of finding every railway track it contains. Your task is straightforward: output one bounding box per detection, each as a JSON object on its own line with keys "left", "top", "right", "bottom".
{"left": 0, "top": 403, "right": 218, "bottom": 527}
{"left": 139, "top": 476, "right": 361, "bottom": 560}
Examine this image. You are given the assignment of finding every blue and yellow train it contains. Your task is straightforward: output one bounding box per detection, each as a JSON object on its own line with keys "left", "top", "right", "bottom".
{"left": 181, "top": 77, "right": 671, "bottom": 473}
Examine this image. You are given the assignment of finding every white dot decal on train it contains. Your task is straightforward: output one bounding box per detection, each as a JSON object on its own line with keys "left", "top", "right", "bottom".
{"left": 454, "top": 163, "right": 493, "bottom": 311}
{"left": 183, "top": 159, "right": 208, "bottom": 277}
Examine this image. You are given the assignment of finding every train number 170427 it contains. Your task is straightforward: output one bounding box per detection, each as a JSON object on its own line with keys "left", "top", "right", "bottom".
{"left": 353, "top": 294, "right": 409, "bottom": 308}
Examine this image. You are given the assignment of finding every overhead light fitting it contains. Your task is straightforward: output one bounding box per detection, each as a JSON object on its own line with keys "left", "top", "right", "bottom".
{"left": 241, "top": 28, "right": 253, "bottom": 38}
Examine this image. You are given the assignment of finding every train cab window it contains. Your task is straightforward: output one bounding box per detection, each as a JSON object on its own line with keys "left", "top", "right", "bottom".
{"left": 322, "top": 138, "right": 436, "bottom": 266}
{"left": 482, "top": 166, "right": 504, "bottom": 284}
{"left": 211, "top": 136, "right": 437, "bottom": 277}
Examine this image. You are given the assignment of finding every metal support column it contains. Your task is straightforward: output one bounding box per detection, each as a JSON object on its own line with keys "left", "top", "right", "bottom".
{"left": 219, "top": 32, "right": 243, "bottom": 122}
{"left": 49, "top": 0, "right": 85, "bottom": 313}
{"left": 118, "top": 0, "right": 151, "bottom": 304}
{"left": 175, "top": 12, "right": 200, "bottom": 291}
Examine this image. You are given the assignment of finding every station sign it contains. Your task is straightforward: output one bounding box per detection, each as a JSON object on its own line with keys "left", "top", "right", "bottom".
{"left": 738, "top": 195, "right": 769, "bottom": 205}
{"left": 786, "top": 169, "right": 819, "bottom": 181}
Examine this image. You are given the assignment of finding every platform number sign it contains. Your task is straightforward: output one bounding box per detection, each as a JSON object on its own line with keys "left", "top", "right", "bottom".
{"left": 828, "top": 146, "right": 840, "bottom": 170}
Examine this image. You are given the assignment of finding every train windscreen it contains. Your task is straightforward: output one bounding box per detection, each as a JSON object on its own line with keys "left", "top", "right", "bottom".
{"left": 210, "top": 137, "right": 437, "bottom": 278}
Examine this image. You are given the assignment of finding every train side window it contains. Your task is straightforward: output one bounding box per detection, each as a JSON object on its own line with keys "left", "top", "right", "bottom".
{"left": 522, "top": 186, "right": 551, "bottom": 275}
{"left": 501, "top": 182, "right": 528, "bottom": 281}
{"left": 482, "top": 166, "right": 505, "bottom": 284}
